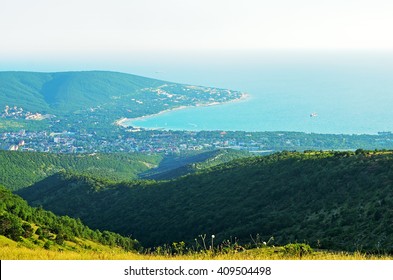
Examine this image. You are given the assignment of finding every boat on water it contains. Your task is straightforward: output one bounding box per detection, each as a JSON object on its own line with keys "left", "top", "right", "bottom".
{"left": 310, "top": 112, "right": 318, "bottom": 117}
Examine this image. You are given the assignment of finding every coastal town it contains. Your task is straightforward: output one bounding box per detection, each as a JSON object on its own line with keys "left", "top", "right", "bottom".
{"left": 0, "top": 128, "right": 268, "bottom": 154}
{"left": 2, "top": 125, "right": 393, "bottom": 155}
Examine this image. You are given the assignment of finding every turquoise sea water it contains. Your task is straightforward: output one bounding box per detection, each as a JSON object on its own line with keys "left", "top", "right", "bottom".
{"left": 125, "top": 52, "right": 393, "bottom": 134}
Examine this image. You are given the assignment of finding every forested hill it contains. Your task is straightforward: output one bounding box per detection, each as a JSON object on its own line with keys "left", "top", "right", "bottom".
{"left": 0, "top": 71, "right": 242, "bottom": 120}
{"left": 0, "top": 71, "right": 163, "bottom": 113}
{"left": 0, "top": 185, "right": 140, "bottom": 252}
{"left": 18, "top": 150, "right": 393, "bottom": 252}
{"left": 0, "top": 149, "right": 249, "bottom": 191}
{"left": 0, "top": 150, "right": 162, "bottom": 191}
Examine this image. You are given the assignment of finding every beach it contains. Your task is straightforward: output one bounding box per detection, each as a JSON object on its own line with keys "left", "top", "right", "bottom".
{"left": 115, "top": 92, "right": 249, "bottom": 128}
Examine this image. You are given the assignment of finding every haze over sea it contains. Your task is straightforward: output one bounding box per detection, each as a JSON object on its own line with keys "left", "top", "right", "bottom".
{"left": 123, "top": 51, "right": 393, "bottom": 135}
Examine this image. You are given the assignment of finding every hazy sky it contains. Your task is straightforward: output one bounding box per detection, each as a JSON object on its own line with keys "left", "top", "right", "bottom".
{"left": 1, "top": 0, "right": 393, "bottom": 68}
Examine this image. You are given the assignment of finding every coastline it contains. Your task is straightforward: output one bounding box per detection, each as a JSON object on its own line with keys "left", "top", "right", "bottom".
{"left": 115, "top": 92, "right": 249, "bottom": 128}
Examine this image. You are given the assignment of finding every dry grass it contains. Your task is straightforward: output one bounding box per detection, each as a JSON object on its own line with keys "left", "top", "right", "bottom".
{"left": 2, "top": 234, "right": 392, "bottom": 260}
{"left": 2, "top": 238, "right": 392, "bottom": 261}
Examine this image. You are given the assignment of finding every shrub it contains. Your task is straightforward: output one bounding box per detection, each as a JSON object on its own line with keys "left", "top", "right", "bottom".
{"left": 283, "top": 243, "right": 313, "bottom": 258}
{"left": 43, "top": 241, "right": 52, "bottom": 250}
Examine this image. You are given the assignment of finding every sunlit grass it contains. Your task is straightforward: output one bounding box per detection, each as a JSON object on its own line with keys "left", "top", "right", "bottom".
{"left": 1, "top": 236, "right": 392, "bottom": 260}
{"left": 0, "top": 236, "right": 144, "bottom": 260}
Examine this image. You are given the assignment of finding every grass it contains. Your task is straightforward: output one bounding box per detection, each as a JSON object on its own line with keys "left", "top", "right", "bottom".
{"left": 1, "top": 236, "right": 392, "bottom": 260}
{"left": 0, "top": 235, "right": 144, "bottom": 260}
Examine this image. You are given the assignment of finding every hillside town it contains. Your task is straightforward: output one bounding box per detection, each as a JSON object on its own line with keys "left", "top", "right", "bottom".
{"left": 1, "top": 105, "right": 53, "bottom": 121}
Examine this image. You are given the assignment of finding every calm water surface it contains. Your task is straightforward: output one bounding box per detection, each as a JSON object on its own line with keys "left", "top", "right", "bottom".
{"left": 125, "top": 52, "right": 393, "bottom": 134}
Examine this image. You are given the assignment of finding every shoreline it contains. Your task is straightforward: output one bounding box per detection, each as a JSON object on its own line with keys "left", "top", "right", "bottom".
{"left": 115, "top": 92, "right": 249, "bottom": 128}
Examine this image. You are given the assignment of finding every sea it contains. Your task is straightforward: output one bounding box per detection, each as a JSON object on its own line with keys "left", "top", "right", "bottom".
{"left": 122, "top": 51, "right": 393, "bottom": 135}
{"left": 7, "top": 51, "right": 392, "bottom": 135}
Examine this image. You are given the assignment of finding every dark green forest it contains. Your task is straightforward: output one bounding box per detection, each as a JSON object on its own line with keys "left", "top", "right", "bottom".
{"left": 16, "top": 150, "right": 393, "bottom": 253}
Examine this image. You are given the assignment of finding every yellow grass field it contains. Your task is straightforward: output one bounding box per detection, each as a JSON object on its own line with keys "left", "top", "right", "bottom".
{"left": 1, "top": 236, "right": 392, "bottom": 260}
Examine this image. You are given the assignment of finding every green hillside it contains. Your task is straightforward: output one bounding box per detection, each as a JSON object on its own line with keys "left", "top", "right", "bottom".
{"left": 0, "top": 71, "right": 166, "bottom": 113}
{"left": 0, "top": 72, "right": 53, "bottom": 112}
{"left": 140, "top": 149, "right": 251, "bottom": 180}
{"left": 0, "top": 185, "right": 140, "bottom": 253}
{"left": 17, "top": 150, "right": 393, "bottom": 252}
{"left": 0, "top": 150, "right": 162, "bottom": 191}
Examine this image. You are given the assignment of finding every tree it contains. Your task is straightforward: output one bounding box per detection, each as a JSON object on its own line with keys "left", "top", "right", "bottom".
{"left": 0, "top": 213, "right": 23, "bottom": 241}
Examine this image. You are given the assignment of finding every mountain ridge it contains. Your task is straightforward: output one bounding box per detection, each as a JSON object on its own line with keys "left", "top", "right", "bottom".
{"left": 0, "top": 70, "right": 165, "bottom": 113}
{"left": 0, "top": 70, "right": 242, "bottom": 113}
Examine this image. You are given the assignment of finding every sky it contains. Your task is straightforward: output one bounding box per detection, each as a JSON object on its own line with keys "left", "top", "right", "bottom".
{"left": 1, "top": 0, "right": 393, "bottom": 71}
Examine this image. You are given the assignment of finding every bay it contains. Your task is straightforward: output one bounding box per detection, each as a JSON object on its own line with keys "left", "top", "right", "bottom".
{"left": 125, "top": 51, "right": 393, "bottom": 134}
